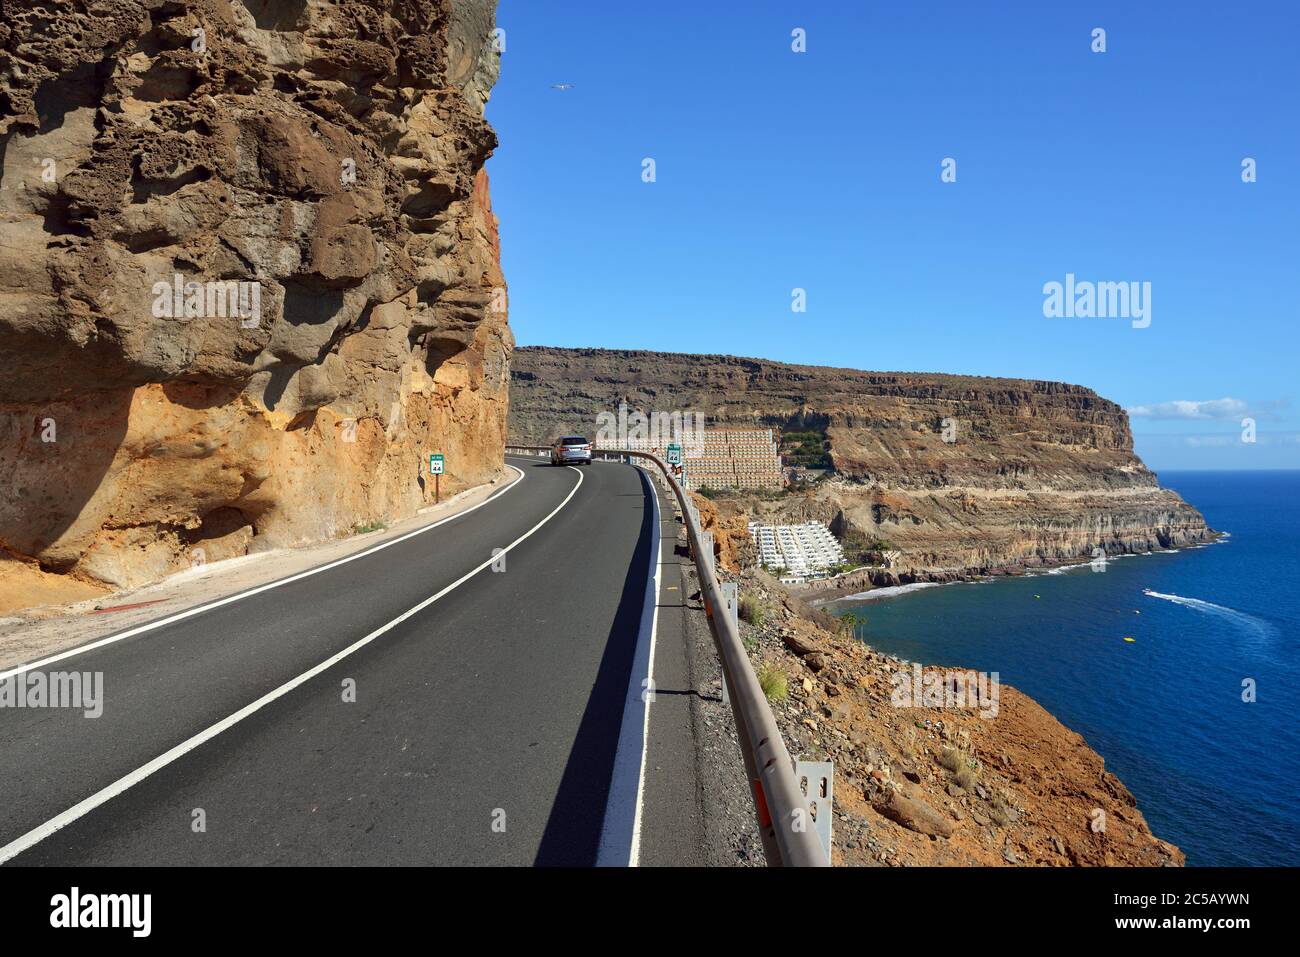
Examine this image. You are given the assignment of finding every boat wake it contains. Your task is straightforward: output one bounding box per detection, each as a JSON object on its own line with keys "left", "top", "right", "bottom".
{"left": 1142, "top": 589, "right": 1274, "bottom": 636}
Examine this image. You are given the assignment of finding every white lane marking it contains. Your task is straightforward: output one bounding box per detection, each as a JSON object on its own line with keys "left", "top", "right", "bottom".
{"left": 0, "top": 465, "right": 584, "bottom": 865}
{"left": 0, "top": 463, "right": 528, "bottom": 681}
{"left": 596, "top": 464, "right": 661, "bottom": 867}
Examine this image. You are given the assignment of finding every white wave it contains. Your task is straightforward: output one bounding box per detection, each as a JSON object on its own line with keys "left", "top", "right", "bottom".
{"left": 838, "top": 582, "right": 945, "bottom": 602}
{"left": 1142, "top": 590, "right": 1274, "bottom": 635}
{"left": 1046, "top": 561, "right": 1093, "bottom": 575}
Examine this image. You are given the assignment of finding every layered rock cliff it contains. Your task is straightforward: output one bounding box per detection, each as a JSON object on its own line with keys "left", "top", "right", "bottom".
{"left": 0, "top": 0, "right": 510, "bottom": 597}
{"left": 509, "top": 347, "right": 1214, "bottom": 579}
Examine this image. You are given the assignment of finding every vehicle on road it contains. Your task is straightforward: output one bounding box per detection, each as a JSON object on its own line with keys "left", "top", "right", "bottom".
{"left": 551, "top": 435, "right": 593, "bottom": 466}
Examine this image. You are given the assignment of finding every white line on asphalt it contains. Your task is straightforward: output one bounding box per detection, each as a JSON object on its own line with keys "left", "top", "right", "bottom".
{"left": 0, "top": 465, "right": 584, "bottom": 865}
{"left": 0, "top": 464, "right": 528, "bottom": 681}
{"left": 596, "top": 464, "right": 661, "bottom": 867}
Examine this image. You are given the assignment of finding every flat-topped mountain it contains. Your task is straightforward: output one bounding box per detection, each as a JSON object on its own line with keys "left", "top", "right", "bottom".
{"left": 509, "top": 346, "right": 1214, "bottom": 580}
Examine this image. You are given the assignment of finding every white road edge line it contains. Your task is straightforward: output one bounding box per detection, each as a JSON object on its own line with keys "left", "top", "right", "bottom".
{"left": 595, "top": 464, "right": 661, "bottom": 867}
{"left": 0, "top": 465, "right": 584, "bottom": 866}
{"left": 0, "top": 463, "right": 529, "bottom": 682}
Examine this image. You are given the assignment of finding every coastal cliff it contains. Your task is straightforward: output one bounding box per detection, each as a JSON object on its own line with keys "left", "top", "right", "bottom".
{"left": 509, "top": 347, "right": 1214, "bottom": 581}
{"left": 726, "top": 566, "right": 1184, "bottom": 866}
{"left": 0, "top": 0, "right": 510, "bottom": 602}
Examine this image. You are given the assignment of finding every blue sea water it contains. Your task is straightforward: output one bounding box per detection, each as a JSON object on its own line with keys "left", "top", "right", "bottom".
{"left": 833, "top": 471, "right": 1300, "bottom": 866}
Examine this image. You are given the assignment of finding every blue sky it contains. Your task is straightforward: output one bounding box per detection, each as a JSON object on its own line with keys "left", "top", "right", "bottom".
{"left": 485, "top": 0, "right": 1298, "bottom": 470}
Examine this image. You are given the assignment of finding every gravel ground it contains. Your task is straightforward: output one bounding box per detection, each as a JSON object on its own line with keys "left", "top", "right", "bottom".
{"left": 648, "top": 488, "right": 767, "bottom": 868}
{"left": 675, "top": 560, "right": 765, "bottom": 866}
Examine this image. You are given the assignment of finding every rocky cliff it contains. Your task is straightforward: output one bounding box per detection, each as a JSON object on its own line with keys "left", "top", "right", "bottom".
{"left": 730, "top": 569, "right": 1183, "bottom": 866}
{"left": 0, "top": 0, "right": 510, "bottom": 599}
{"left": 509, "top": 347, "right": 1214, "bottom": 579}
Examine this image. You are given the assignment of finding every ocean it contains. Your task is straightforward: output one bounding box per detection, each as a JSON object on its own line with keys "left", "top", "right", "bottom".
{"left": 831, "top": 470, "right": 1300, "bottom": 866}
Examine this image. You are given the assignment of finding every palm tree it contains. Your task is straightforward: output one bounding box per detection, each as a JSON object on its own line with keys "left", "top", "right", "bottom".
{"left": 837, "top": 611, "right": 865, "bottom": 638}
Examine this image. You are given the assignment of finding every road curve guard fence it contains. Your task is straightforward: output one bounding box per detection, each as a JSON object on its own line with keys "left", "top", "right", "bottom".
{"left": 505, "top": 446, "right": 828, "bottom": 867}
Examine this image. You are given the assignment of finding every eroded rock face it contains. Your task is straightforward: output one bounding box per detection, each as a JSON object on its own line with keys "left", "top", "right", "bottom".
{"left": 0, "top": 0, "right": 510, "bottom": 590}
{"left": 509, "top": 347, "right": 1214, "bottom": 577}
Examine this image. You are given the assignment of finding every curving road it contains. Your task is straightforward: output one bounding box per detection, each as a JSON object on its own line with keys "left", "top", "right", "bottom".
{"left": 0, "top": 455, "right": 705, "bottom": 866}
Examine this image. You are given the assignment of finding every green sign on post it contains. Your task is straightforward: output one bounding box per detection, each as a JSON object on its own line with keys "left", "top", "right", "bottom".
{"left": 666, "top": 443, "right": 682, "bottom": 466}
{"left": 429, "top": 452, "right": 445, "bottom": 504}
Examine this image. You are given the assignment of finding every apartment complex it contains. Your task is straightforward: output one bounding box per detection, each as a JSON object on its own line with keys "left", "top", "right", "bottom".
{"left": 619, "top": 427, "right": 783, "bottom": 490}
{"left": 685, "top": 428, "right": 784, "bottom": 491}
{"left": 749, "top": 521, "right": 846, "bottom": 582}
{"left": 618, "top": 426, "right": 780, "bottom": 488}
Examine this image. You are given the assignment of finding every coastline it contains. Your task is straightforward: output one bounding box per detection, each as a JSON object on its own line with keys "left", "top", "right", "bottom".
{"left": 724, "top": 566, "right": 1186, "bottom": 866}
{"left": 795, "top": 532, "right": 1225, "bottom": 607}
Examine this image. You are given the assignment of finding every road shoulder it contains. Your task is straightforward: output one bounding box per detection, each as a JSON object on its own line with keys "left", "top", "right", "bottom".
{"left": 634, "top": 470, "right": 757, "bottom": 866}
{"left": 0, "top": 464, "right": 521, "bottom": 673}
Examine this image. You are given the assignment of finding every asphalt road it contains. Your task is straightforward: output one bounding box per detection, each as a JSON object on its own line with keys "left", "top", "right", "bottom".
{"left": 0, "top": 455, "right": 702, "bottom": 866}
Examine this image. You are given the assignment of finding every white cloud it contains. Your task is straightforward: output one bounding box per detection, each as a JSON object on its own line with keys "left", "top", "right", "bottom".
{"left": 1127, "top": 397, "right": 1249, "bottom": 421}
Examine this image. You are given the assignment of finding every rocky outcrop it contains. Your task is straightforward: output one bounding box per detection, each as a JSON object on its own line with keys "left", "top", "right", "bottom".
{"left": 510, "top": 347, "right": 1214, "bottom": 577}
{"left": 0, "top": 1, "right": 510, "bottom": 596}
{"left": 733, "top": 571, "right": 1184, "bottom": 866}
{"left": 689, "top": 491, "right": 754, "bottom": 572}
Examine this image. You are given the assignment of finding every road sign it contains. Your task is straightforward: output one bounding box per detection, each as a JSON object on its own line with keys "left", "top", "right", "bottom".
{"left": 429, "top": 453, "right": 444, "bottom": 475}
{"left": 666, "top": 443, "right": 682, "bottom": 465}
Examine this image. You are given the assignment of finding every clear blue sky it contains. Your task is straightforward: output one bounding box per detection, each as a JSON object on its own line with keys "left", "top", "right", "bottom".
{"left": 486, "top": 0, "right": 1298, "bottom": 470}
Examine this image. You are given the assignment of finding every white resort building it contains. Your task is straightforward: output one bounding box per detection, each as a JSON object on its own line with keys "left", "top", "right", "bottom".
{"left": 748, "top": 521, "right": 846, "bottom": 583}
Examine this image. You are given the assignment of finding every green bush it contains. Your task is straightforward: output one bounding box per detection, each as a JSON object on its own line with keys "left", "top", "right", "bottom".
{"left": 739, "top": 593, "right": 766, "bottom": 626}
{"left": 779, "top": 429, "right": 833, "bottom": 469}
{"left": 757, "top": 664, "right": 788, "bottom": 702}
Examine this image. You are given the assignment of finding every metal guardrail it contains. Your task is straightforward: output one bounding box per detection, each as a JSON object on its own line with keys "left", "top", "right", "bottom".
{"left": 506, "top": 446, "right": 828, "bottom": 867}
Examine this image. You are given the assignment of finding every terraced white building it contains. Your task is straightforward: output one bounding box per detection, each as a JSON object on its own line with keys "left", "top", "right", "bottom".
{"left": 748, "top": 521, "right": 846, "bottom": 582}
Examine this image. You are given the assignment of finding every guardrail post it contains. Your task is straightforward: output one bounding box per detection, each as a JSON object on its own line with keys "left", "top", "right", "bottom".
{"left": 795, "top": 760, "right": 834, "bottom": 865}
{"left": 720, "top": 582, "right": 738, "bottom": 707}
{"left": 684, "top": 503, "right": 699, "bottom": 558}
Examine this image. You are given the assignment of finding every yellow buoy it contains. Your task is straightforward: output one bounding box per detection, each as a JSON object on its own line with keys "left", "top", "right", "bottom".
{"left": 1123, "top": 636, "right": 1136, "bottom": 643}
